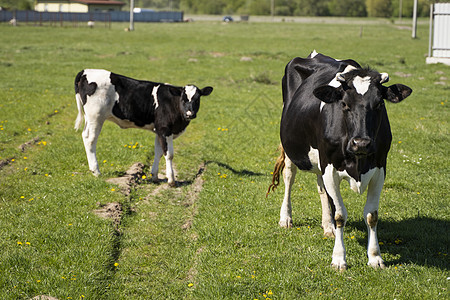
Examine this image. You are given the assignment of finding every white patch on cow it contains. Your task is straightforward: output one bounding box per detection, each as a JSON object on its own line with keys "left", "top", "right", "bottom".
{"left": 185, "top": 85, "right": 197, "bottom": 102}
{"left": 152, "top": 85, "right": 160, "bottom": 109}
{"left": 334, "top": 167, "right": 380, "bottom": 195}
{"left": 353, "top": 76, "right": 371, "bottom": 95}
{"left": 320, "top": 101, "right": 326, "bottom": 112}
{"left": 84, "top": 69, "right": 111, "bottom": 85}
{"left": 311, "top": 50, "right": 318, "bottom": 58}
{"left": 380, "top": 73, "right": 389, "bottom": 83}
{"left": 328, "top": 65, "right": 357, "bottom": 87}
{"left": 308, "top": 147, "right": 321, "bottom": 173}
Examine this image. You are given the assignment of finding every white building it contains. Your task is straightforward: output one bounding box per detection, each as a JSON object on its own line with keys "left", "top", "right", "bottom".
{"left": 35, "top": 0, "right": 126, "bottom": 13}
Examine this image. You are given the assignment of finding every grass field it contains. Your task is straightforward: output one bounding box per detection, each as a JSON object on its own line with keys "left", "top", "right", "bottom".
{"left": 0, "top": 19, "right": 448, "bottom": 299}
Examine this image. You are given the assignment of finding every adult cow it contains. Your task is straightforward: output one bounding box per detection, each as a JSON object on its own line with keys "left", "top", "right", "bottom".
{"left": 74, "top": 69, "right": 213, "bottom": 186}
{"left": 268, "top": 51, "right": 412, "bottom": 270}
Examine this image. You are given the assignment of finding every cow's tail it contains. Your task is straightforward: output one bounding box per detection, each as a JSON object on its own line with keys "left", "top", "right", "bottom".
{"left": 74, "top": 93, "right": 84, "bottom": 131}
{"left": 266, "top": 144, "right": 286, "bottom": 197}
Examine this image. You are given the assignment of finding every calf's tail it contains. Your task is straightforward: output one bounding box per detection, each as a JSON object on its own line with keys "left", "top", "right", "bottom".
{"left": 74, "top": 93, "right": 84, "bottom": 131}
{"left": 266, "top": 144, "right": 286, "bottom": 197}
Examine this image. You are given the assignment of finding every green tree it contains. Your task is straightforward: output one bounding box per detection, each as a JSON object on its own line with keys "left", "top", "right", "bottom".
{"left": 366, "top": 0, "right": 392, "bottom": 17}
{"left": 0, "top": 0, "right": 33, "bottom": 10}
{"left": 328, "top": 0, "right": 367, "bottom": 17}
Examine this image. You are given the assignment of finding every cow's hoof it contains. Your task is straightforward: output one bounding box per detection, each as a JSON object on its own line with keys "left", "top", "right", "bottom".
{"left": 322, "top": 224, "right": 335, "bottom": 238}
{"left": 331, "top": 260, "right": 347, "bottom": 271}
{"left": 279, "top": 218, "right": 293, "bottom": 228}
{"left": 168, "top": 181, "right": 177, "bottom": 188}
{"left": 368, "top": 257, "right": 385, "bottom": 269}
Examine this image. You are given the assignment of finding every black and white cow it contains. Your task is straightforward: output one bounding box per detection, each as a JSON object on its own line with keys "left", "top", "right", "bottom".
{"left": 74, "top": 69, "right": 213, "bottom": 185}
{"left": 268, "top": 51, "right": 412, "bottom": 270}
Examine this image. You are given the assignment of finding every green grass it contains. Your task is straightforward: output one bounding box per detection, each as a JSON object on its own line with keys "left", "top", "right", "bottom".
{"left": 0, "top": 20, "right": 448, "bottom": 299}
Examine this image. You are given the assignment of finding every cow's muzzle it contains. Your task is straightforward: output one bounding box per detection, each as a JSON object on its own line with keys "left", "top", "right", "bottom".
{"left": 185, "top": 111, "right": 196, "bottom": 120}
{"left": 348, "top": 137, "right": 372, "bottom": 157}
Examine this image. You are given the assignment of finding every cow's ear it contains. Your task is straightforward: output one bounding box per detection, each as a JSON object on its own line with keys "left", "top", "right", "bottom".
{"left": 384, "top": 84, "right": 412, "bottom": 103}
{"left": 313, "top": 86, "right": 342, "bottom": 103}
{"left": 168, "top": 86, "right": 182, "bottom": 97}
{"left": 200, "top": 86, "right": 213, "bottom": 96}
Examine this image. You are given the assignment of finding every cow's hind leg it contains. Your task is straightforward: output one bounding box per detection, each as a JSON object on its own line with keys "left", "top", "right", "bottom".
{"left": 279, "top": 155, "right": 297, "bottom": 228}
{"left": 82, "top": 120, "right": 104, "bottom": 176}
{"left": 317, "top": 175, "right": 335, "bottom": 238}
{"left": 364, "top": 168, "right": 385, "bottom": 269}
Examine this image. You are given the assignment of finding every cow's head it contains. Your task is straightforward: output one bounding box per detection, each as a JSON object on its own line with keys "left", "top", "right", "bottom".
{"left": 179, "top": 85, "right": 213, "bottom": 120}
{"left": 313, "top": 68, "right": 412, "bottom": 157}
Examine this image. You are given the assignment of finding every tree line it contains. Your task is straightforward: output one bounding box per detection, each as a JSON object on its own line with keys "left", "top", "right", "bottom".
{"left": 0, "top": 0, "right": 444, "bottom": 18}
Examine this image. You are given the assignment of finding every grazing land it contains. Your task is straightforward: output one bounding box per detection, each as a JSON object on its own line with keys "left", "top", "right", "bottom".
{"left": 0, "top": 20, "right": 448, "bottom": 299}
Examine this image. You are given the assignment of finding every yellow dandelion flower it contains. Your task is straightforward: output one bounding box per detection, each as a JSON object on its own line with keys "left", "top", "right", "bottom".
{"left": 23, "top": 157, "right": 27, "bottom": 160}
{"left": 26, "top": 242, "right": 31, "bottom": 245}
{"left": 17, "top": 241, "right": 23, "bottom": 245}
{"left": 188, "top": 283, "right": 194, "bottom": 287}
{"left": 114, "top": 262, "right": 119, "bottom": 267}
{"left": 111, "top": 188, "right": 116, "bottom": 191}
{"left": 268, "top": 290, "right": 273, "bottom": 296}
{"left": 142, "top": 175, "right": 147, "bottom": 179}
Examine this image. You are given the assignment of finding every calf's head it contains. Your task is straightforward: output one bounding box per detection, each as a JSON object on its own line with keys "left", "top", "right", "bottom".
{"left": 313, "top": 68, "right": 412, "bottom": 157}
{"left": 180, "top": 85, "right": 213, "bottom": 120}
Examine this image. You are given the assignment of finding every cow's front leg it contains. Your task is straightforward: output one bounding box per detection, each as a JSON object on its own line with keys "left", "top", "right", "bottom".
{"left": 155, "top": 134, "right": 176, "bottom": 187}
{"left": 82, "top": 120, "right": 104, "bottom": 176}
{"left": 364, "top": 168, "right": 385, "bottom": 269}
{"left": 164, "top": 135, "right": 176, "bottom": 187}
{"left": 317, "top": 175, "right": 335, "bottom": 238}
{"left": 279, "top": 154, "right": 297, "bottom": 228}
{"left": 151, "top": 135, "right": 163, "bottom": 183}
{"left": 323, "top": 165, "right": 347, "bottom": 270}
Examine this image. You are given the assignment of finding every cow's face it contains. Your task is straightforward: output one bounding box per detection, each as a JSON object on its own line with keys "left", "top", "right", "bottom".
{"left": 180, "top": 85, "right": 213, "bottom": 120}
{"left": 313, "top": 69, "right": 412, "bottom": 157}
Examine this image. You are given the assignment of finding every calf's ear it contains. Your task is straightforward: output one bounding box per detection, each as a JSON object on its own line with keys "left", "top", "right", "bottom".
{"left": 384, "top": 84, "right": 412, "bottom": 103}
{"left": 200, "top": 86, "right": 213, "bottom": 96}
{"left": 313, "top": 86, "right": 342, "bottom": 103}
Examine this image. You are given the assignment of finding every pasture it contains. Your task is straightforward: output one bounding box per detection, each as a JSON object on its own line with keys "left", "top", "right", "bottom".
{"left": 0, "top": 19, "right": 448, "bottom": 299}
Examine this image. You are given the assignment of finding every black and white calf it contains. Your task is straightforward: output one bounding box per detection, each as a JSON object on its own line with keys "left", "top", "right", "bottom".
{"left": 268, "top": 51, "right": 412, "bottom": 270}
{"left": 74, "top": 69, "right": 213, "bottom": 185}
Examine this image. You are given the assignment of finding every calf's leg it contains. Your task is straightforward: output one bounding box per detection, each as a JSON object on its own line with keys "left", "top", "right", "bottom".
{"left": 151, "top": 135, "right": 163, "bottom": 182}
{"left": 82, "top": 120, "right": 104, "bottom": 176}
{"left": 279, "top": 155, "right": 297, "bottom": 228}
{"left": 164, "top": 135, "right": 176, "bottom": 187}
{"left": 152, "top": 134, "right": 176, "bottom": 187}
